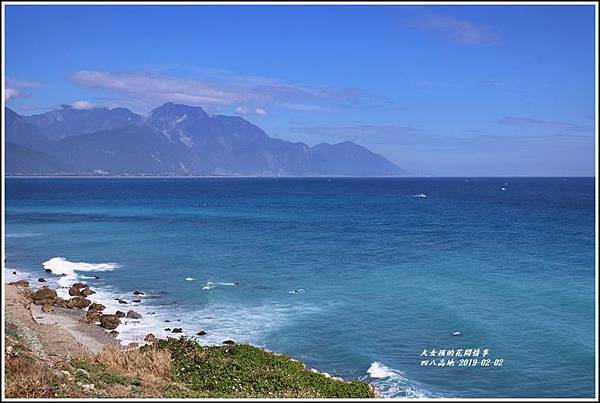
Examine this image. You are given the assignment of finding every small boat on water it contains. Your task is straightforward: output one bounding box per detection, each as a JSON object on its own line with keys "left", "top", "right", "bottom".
{"left": 501, "top": 187, "right": 507, "bottom": 191}
{"left": 413, "top": 193, "right": 427, "bottom": 198}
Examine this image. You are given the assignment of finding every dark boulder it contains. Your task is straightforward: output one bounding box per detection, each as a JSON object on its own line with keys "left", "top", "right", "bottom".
{"left": 99, "top": 314, "right": 121, "bottom": 330}
{"left": 68, "top": 283, "right": 90, "bottom": 297}
{"left": 85, "top": 303, "right": 105, "bottom": 321}
{"left": 67, "top": 296, "right": 92, "bottom": 309}
{"left": 88, "top": 302, "right": 105, "bottom": 312}
{"left": 81, "top": 288, "right": 96, "bottom": 297}
{"left": 126, "top": 310, "right": 142, "bottom": 319}
{"left": 109, "top": 330, "right": 119, "bottom": 337}
{"left": 82, "top": 309, "right": 101, "bottom": 324}
{"left": 196, "top": 331, "right": 207, "bottom": 336}
{"left": 38, "top": 278, "right": 46, "bottom": 283}
{"left": 115, "top": 311, "right": 126, "bottom": 318}
{"left": 223, "top": 340, "right": 235, "bottom": 345}
{"left": 54, "top": 297, "right": 69, "bottom": 308}
{"left": 9, "top": 280, "right": 30, "bottom": 288}
{"left": 32, "top": 287, "right": 57, "bottom": 305}
{"left": 133, "top": 290, "right": 145, "bottom": 296}
{"left": 171, "top": 328, "right": 183, "bottom": 333}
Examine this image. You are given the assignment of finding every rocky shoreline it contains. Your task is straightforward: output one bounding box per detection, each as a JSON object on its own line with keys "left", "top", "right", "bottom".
{"left": 5, "top": 279, "right": 379, "bottom": 397}
{"left": 7, "top": 279, "right": 216, "bottom": 349}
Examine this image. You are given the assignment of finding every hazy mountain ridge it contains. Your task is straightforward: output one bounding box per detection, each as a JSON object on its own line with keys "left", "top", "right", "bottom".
{"left": 24, "top": 105, "right": 142, "bottom": 140}
{"left": 5, "top": 103, "right": 409, "bottom": 176}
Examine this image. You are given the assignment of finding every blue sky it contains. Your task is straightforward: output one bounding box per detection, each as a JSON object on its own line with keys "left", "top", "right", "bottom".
{"left": 5, "top": 4, "right": 596, "bottom": 176}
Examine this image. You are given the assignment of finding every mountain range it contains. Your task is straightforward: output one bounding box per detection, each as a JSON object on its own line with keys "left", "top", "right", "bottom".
{"left": 5, "top": 103, "right": 409, "bottom": 176}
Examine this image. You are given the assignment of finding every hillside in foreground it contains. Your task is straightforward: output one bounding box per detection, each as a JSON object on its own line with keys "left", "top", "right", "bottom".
{"left": 4, "top": 283, "right": 375, "bottom": 398}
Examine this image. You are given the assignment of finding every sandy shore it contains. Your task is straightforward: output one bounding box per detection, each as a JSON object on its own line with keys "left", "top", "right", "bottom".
{"left": 5, "top": 284, "right": 118, "bottom": 358}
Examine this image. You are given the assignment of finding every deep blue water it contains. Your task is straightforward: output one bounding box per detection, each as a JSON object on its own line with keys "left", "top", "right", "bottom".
{"left": 4, "top": 177, "right": 596, "bottom": 398}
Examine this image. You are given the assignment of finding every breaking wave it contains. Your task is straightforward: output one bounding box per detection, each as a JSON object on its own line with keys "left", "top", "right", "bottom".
{"left": 42, "top": 257, "right": 119, "bottom": 290}
{"left": 366, "top": 362, "right": 435, "bottom": 398}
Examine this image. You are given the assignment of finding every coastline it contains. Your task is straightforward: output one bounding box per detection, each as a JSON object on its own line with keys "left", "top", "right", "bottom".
{"left": 4, "top": 277, "right": 378, "bottom": 398}
{"left": 5, "top": 283, "right": 117, "bottom": 358}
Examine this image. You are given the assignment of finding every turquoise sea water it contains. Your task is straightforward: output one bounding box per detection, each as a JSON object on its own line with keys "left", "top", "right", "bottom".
{"left": 4, "top": 177, "right": 596, "bottom": 398}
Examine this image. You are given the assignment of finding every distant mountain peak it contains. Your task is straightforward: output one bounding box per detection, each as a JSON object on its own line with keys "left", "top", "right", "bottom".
{"left": 22, "top": 105, "right": 142, "bottom": 140}
{"left": 6, "top": 103, "right": 409, "bottom": 177}
{"left": 149, "top": 102, "right": 208, "bottom": 120}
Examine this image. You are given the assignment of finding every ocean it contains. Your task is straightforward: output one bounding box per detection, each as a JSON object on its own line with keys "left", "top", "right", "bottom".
{"left": 4, "top": 177, "right": 596, "bottom": 398}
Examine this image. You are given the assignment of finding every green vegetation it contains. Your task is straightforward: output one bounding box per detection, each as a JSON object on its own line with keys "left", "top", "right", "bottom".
{"left": 6, "top": 332, "right": 374, "bottom": 398}
{"left": 70, "top": 358, "right": 142, "bottom": 387}
{"left": 154, "top": 338, "right": 375, "bottom": 398}
{"left": 71, "top": 359, "right": 106, "bottom": 375}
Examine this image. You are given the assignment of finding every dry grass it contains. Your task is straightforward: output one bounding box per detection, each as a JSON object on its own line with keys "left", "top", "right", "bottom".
{"left": 95, "top": 345, "right": 172, "bottom": 380}
{"left": 6, "top": 336, "right": 374, "bottom": 398}
{"left": 5, "top": 345, "right": 83, "bottom": 398}
{"left": 5, "top": 357, "right": 52, "bottom": 398}
{"left": 6, "top": 341, "right": 175, "bottom": 398}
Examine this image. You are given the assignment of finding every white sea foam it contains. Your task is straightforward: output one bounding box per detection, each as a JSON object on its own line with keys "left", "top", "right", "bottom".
{"left": 43, "top": 257, "right": 119, "bottom": 275}
{"left": 4, "top": 267, "right": 33, "bottom": 283}
{"left": 5, "top": 267, "right": 62, "bottom": 290}
{"left": 367, "top": 361, "right": 402, "bottom": 378}
{"left": 366, "top": 362, "right": 433, "bottom": 398}
{"left": 6, "top": 232, "right": 41, "bottom": 238}
{"left": 42, "top": 257, "right": 119, "bottom": 291}
{"left": 202, "top": 281, "right": 238, "bottom": 289}
{"left": 185, "top": 277, "right": 194, "bottom": 281}
{"left": 6, "top": 261, "right": 316, "bottom": 362}
{"left": 113, "top": 301, "right": 321, "bottom": 347}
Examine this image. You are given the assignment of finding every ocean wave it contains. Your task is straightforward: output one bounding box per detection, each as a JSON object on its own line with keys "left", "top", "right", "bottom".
{"left": 6, "top": 232, "right": 41, "bottom": 238}
{"left": 5, "top": 267, "right": 34, "bottom": 282}
{"left": 366, "top": 362, "right": 433, "bottom": 398}
{"left": 42, "top": 257, "right": 119, "bottom": 290}
{"left": 7, "top": 262, "right": 315, "bottom": 357}
{"left": 114, "top": 300, "right": 321, "bottom": 347}
{"left": 202, "top": 281, "right": 239, "bottom": 289}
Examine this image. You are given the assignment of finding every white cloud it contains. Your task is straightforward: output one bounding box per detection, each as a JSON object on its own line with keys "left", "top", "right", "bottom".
{"left": 68, "top": 69, "right": 377, "bottom": 113}
{"left": 498, "top": 116, "right": 591, "bottom": 132}
{"left": 72, "top": 100, "right": 95, "bottom": 110}
{"left": 5, "top": 77, "right": 43, "bottom": 101}
{"left": 235, "top": 106, "right": 268, "bottom": 116}
{"left": 5, "top": 88, "right": 21, "bottom": 101}
{"left": 412, "top": 13, "right": 498, "bottom": 45}
{"left": 280, "top": 103, "right": 328, "bottom": 112}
